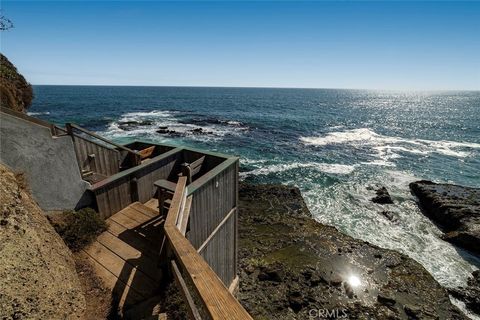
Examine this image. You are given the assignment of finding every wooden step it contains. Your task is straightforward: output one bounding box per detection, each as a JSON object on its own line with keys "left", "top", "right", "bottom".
{"left": 84, "top": 241, "right": 159, "bottom": 297}
{"left": 95, "top": 231, "right": 163, "bottom": 280}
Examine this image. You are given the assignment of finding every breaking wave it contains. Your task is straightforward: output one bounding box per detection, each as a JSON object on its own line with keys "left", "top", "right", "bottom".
{"left": 241, "top": 161, "right": 355, "bottom": 177}
{"left": 27, "top": 111, "right": 50, "bottom": 116}
{"left": 300, "top": 128, "right": 480, "bottom": 163}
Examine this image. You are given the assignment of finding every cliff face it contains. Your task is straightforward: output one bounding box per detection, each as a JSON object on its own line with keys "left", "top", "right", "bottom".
{"left": 0, "top": 54, "right": 33, "bottom": 112}
{"left": 0, "top": 164, "right": 86, "bottom": 319}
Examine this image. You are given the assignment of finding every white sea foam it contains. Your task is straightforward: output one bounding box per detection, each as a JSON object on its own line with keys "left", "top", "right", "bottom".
{"left": 27, "top": 111, "right": 50, "bottom": 116}
{"left": 241, "top": 161, "right": 355, "bottom": 177}
{"left": 450, "top": 297, "right": 480, "bottom": 320}
{"left": 303, "top": 169, "right": 479, "bottom": 289}
{"left": 300, "top": 128, "right": 480, "bottom": 161}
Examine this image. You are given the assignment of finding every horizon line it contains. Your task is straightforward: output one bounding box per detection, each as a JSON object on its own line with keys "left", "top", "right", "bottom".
{"left": 31, "top": 84, "right": 480, "bottom": 92}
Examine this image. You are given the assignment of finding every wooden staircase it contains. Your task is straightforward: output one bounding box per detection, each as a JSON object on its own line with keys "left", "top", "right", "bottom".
{"left": 81, "top": 200, "right": 165, "bottom": 313}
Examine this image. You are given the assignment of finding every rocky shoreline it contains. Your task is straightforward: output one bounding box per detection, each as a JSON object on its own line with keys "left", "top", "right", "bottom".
{"left": 236, "top": 183, "right": 468, "bottom": 320}
{"left": 409, "top": 180, "right": 480, "bottom": 256}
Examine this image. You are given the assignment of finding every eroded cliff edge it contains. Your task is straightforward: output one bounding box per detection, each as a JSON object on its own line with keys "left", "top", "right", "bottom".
{"left": 0, "top": 164, "right": 86, "bottom": 319}
{"left": 237, "top": 183, "right": 466, "bottom": 320}
{"left": 0, "top": 54, "right": 33, "bottom": 113}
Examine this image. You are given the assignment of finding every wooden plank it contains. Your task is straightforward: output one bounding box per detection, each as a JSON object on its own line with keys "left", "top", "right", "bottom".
{"left": 171, "top": 260, "right": 202, "bottom": 320}
{"left": 78, "top": 251, "right": 145, "bottom": 309}
{"left": 154, "top": 179, "right": 176, "bottom": 192}
{"left": 229, "top": 276, "right": 239, "bottom": 295}
{"left": 95, "top": 188, "right": 110, "bottom": 219}
{"left": 165, "top": 177, "right": 187, "bottom": 227}
{"left": 120, "top": 206, "right": 154, "bottom": 225}
{"left": 106, "top": 220, "right": 161, "bottom": 259}
{"left": 109, "top": 210, "right": 144, "bottom": 230}
{"left": 84, "top": 241, "right": 158, "bottom": 297}
{"left": 96, "top": 231, "right": 162, "bottom": 281}
{"left": 138, "top": 146, "right": 155, "bottom": 159}
{"left": 144, "top": 198, "right": 159, "bottom": 211}
{"left": 107, "top": 207, "right": 165, "bottom": 245}
{"left": 179, "top": 196, "right": 192, "bottom": 235}
{"left": 130, "top": 202, "right": 158, "bottom": 219}
{"left": 165, "top": 225, "right": 252, "bottom": 320}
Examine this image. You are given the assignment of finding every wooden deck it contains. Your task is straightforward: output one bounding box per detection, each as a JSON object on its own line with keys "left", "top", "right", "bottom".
{"left": 82, "top": 199, "right": 164, "bottom": 311}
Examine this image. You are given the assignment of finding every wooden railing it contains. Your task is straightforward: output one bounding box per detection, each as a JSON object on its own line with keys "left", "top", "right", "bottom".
{"left": 65, "top": 123, "right": 141, "bottom": 166}
{"left": 164, "top": 176, "right": 252, "bottom": 320}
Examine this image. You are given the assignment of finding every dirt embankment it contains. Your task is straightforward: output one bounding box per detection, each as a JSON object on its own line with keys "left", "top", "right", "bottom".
{"left": 0, "top": 164, "right": 86, "bottom": 319}
{"left": 237, "top": 183, "right": 466, "bottom": 320}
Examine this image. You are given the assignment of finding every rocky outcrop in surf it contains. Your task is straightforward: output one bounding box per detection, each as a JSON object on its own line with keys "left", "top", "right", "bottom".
{"left": 409, "top": 180, "right": 480, "bottom": 256}
{"left": 0, "top": 54, "right": 33, "bottom": 113}
{"left": 448, "top": 270, "right": 480, "bottom": 316}
{"left": 371, "top": 186, "right": 394, "bottom": 204}
{"left": 237, "top": 183, "right": 466, "bottom": 319}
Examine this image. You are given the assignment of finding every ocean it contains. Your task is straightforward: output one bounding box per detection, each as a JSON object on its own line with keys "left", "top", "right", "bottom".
{"left": 29, "top": 85, "right": 480, "bottom": 289}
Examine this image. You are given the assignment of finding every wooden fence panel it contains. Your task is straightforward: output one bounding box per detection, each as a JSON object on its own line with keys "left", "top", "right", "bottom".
{"left": 199, "top": 211, "right": 236, "bottom": 286}
{"left": 188, "top": 162, "right": 237, "bottom": 249}
{"left": 92, "top": 149, "right": 182, "bottom": 218}
{"left": 71, "top": 134, "right": 120, "bottom": 176}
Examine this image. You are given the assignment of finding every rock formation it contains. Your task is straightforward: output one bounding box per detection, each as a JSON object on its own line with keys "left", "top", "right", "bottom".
{"left": 0, "top": 53, "right": 33, "bottom": 112}
{"left": 410, "top": 180, "right": 480, "bottom": 255}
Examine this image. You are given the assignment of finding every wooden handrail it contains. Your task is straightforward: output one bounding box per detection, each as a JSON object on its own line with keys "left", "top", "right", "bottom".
{"left": 164, "top": 176, "right": 252, "bottom": 320}
{"left": 66, "top": 123, "right": 140, "bottom": 157}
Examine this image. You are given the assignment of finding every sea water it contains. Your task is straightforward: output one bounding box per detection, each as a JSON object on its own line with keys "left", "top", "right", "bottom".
{"left": 29, "top": 86, "right": 480, "bottom": 288}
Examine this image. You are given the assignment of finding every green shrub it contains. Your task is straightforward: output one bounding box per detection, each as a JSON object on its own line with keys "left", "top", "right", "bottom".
{"left": 51, "top": 208, "right": 107, "bottom": 251}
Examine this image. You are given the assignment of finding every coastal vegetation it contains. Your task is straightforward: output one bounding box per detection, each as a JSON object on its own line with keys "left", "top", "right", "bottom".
{"left": 49, "top": 208, "right": 107, "bottom": 252}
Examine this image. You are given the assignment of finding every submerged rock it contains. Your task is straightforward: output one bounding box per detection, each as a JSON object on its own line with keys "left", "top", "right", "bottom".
{"left": 371, "top": 186, "right": 394, "bottom": 204}
{"left": 409, "top": 180, "right": 480, "bottom": 255}
{"left": 118, "top": 120, "right": 153, "bottom": 131}
{"left": 381, "top": 210, "right": 398, "bottom": 222}
{"left": 237, "top": 183, "right": 466, "bottom": 319}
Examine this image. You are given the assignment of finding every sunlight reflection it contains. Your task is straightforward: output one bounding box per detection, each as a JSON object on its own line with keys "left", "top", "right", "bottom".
{"left": 348, "top": 275, "right": 361, "bottom": 287}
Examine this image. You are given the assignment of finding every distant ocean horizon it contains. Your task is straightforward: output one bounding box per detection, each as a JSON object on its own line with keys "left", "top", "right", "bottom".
{"left": 28, "top": 85, "right": 480, "bottom": 289}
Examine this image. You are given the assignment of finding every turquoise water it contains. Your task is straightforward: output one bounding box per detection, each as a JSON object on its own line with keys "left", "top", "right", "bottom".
{"left": 29, "top": 86, "right": 480, "bottom": 288}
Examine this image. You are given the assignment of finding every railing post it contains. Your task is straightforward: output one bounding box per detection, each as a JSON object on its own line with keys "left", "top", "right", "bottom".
{"left": 131, "top": 177, "right": 139, "bottom": 203}
{"left": 65, "top": 123, "right": 73, "bottom": 136}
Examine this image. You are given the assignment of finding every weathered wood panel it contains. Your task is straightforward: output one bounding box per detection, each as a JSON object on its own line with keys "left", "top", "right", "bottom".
{"left": 186, "top": 159, "right": 238, "bottom": 287}
{"left": 198, "top": 211, "right": 236, "bottom": 285}
{"left": 72, "top": 133, "right": 120, "bottom": 176}
{"left": 136, "top": 156, "right": 177, "bottom": 203}
{"left": 94, "top": 175, "right": 131, "bottom": 219}
{"left": 93, "top": 150, "right": 182, "bottom": 218}
{"left": 188, "top": 160, "right": 237, "bottom": 249}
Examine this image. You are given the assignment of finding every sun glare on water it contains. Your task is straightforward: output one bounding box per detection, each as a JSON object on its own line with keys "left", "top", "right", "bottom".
{"left": 348, "top": 275, "right": 361, "bottom": 287}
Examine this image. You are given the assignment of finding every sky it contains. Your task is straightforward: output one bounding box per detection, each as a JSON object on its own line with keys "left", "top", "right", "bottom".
{"left": 1, "top": 1, "right": 479, "bottom": 90}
